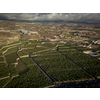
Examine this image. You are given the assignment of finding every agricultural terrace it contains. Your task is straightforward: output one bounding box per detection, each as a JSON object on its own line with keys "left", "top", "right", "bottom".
{"left": 0, "top": 63, "right": 9, "bottom": 78}
{"left": 18, "top": 47, "right": 47, "bottom": 56}
{"left": 32, "top": 49, "right": 93, "bottom": 82}
{"left": 21, "top": 57, "right": 35, "bottom": 67}
{"left": 5, "top": 65, "right": 52, "bottom": 88}
{"left": 0, "top": 39, "right": 99, "bottom": 88}
{"left": 5, "top": 52, "right": 18, "bottom": 65}
{"left": 0, "top": 78, "right": 10, "bottom": 88}
{"left": 4, "top": 47, "right": 18, "bottom": 55}
{"left": 9, "top": 64, "right": 18, "bottom": 77}
{"left": 0, "top": 52, "right": 3, "bottom": 56}
{"left": 0, "top": 57, "right": 4, "bottom": 62}
{"left": 16, "top": 60, "right": 29, "bottom": 75}
{"left": 58, "top": 44, "right": 100, "bottom": 77}
{"left": 22, "top": 43, "right": 37, "bottom": 48}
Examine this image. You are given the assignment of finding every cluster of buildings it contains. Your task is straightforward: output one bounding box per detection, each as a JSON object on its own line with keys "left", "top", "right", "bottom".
{"left": 20, "top": 30, "right": 38, "bottom": 35}
{"left": 92, "top": 40, "right": 100, "bottom": 44}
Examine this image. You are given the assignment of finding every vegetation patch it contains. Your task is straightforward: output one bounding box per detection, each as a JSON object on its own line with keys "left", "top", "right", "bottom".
{"left": 49, "top": 69, "right": 93, "bottom": 82}
{"left": 5, "top": 52, "right": 18, "bottom": 65}
{"left": 6, "top": 65, "right": 52, "bottom": 88}
{"left": 16, "top": 60, "right": 29, "bottom": 75}
{"left": 0, "top": 63, "right": 9, "bottom": 78}
{"left": 5, "top": 47, "right": 18, "bottom": 55}
{"left": 0, "top": 57, "right": 4, "bottom": 62}
{"left": 9, "top": 64, "right": 18, "bottom": 77}
{"left": 0, "top": 78, "right": 10, "bottom": 88}
{"left": 21, "top": 57, "right": 35, "bottom": 67}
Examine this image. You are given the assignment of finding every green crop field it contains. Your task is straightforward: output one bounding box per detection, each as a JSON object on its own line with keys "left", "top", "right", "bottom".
{"left": 32, "top": 51, "right": 94, "bottom": 81}
{"left": 16, "top": 60, "right": 29, "bottom": 75}
{"left": 0, "top": 57, "right": 4, "bottom": 62}
{"left": 9, "top": 64, "right": 18, "bottom": 77}
{"left": 0, "top": 53, "right": 3, "bottom": 56}
{"left": 18, "top": 47, "right": 46, "bottom": 56}
{"left": 21, "top": 57, "right": 35, "bottom": 67}
{"left": 0, "top": 47, "right": 8, "bottom": 53}
{"left": 0, "top": 63, "right": 9, "bottom": 78}
{"left": 6, "top": 52, "right": 18, "bottom": 65}
{"left": 59, "top": 46, "right": 100, "bottom": 77}
{"left": 5, "top": 65, "right": 52, "bottom": 88}
{"left": 30, "top": 40, "right": 41, "bottom": 43}
{"left": 18, "top": 48, "right": 35, "bottom": 56}
{"left": 0, "top": 78, "right": 10, "bottom": 88}
{"left": 1, "top": 39, "right": 99, "bottom": 88}
{"left": 22, "top": 43, "right": 36, "bottom": 48}
{"left": 49, "top": 69, "right": 93, "bottom": 82}
{"left": 5, "top": 47, "right": 18, "bottom": 55}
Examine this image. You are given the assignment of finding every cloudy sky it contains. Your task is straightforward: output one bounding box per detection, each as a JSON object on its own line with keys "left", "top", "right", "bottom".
{"left": 0, "top": 13, "right": 100, "bottom": 23}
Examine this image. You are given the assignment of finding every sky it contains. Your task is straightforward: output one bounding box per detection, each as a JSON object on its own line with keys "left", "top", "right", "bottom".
{"left": 0, "top": 13, "right": 100, "bottom": 23}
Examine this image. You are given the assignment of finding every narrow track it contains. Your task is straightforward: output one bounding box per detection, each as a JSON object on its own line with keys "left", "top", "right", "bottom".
{"left": 3, "top": 54, "right": 8, "bottom": 66}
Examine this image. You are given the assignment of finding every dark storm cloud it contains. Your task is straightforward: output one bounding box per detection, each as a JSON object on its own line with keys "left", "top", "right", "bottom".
{"left": 0, "top": 13, "right": 9, "bottom": 20}
{"left": 0, "top": 13, "right": 100, "bottom": 22}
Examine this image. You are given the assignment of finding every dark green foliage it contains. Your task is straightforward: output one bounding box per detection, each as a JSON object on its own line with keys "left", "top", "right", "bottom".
{"left": 6, "top": 65, "right": 52, "bottom": 88}
{"left": 86, "top": 67, "right": 100, "bottom": 76}
{"left": 0, "top": 78, "right": 10, "bottom": 88}
{"left": 5, "top": 52, "right": 18, "bottom": 65}
{"left": 9, "top": 64, "right": 18, "bottom": 77}
{"left": 18, "top": 47, "right": 45, "bottom": 56}
{"left": 0, "top": 47, "right": 8, "bottom": 52}
{"left": 21, "top": 57, "right": 34, "bottom": 66}
{"left": 2, "top": 40, "right": 100, "bottom": 87}
{"left": 59, "top": 45, "right": 100, "bottom": 77}
{"left": 0, "top": 53, "right": 3, "bottom": 56}
{"left": 16, "top": 60, "right": 29, "bottom": 75}
{"left": 0, "top": 63, "right": 9, "bottom": 78}
{"left": 49, "top": 69, "right": 93, "bottom": 81}
{"left": 18, "top": 48, "right": 34, "bottom": 56}
{"left": 5, "top": 47, "right": 18, "bottom": 55}
{"left": 22, "top": 43, "right": 36, "bottom": 48}
{"left": 0, "top": 57, "right": 4, "bottom": 62}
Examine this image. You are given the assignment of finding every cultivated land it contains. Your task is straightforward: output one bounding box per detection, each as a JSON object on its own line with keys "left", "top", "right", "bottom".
{"left": 0, "top": 20, "right": 100, "bottom": 88}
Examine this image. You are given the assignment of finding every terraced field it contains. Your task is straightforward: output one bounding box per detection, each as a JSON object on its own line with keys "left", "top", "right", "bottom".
{"left": 0, "top": 63, "right": 9, "bottom": 78}
{"left": 5, "top": 47, "right": 18, "bottom": 55}
{"left": 9, "top": 64, "right": 18, "bottom": 77}
{"left": 18, "top": 47, "right": 47, "bottom": 56}
{"left": 21, "top": 57, "right": 35, "bottom": 67}
{"left": 5, "top": 52, "right": 18, "bottom": 65}
{"left": 0, "top": 39, "right": 100, "bottom": 88}
{"left": 0, "top": 57, "right": 4, "bottom": 62}
{"left": 59, "top": 45, "right": 100, "bottom": 77}
{"left": 16, "top": 60, "right": 29, "bottom": 75}
{"left": 32, "top": 49, "right": 93, "bottom": 82}
{"left": 5, "top": 65, "right": 52, "bottom": 88}
{"left": 0, "top": 78, "right": 10, "bottom": 88}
